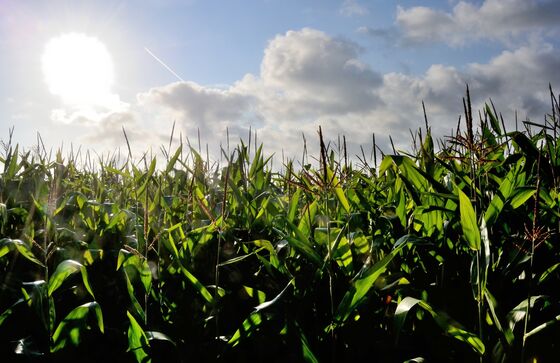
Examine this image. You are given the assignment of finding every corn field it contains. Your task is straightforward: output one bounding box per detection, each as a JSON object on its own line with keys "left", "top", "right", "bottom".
{"left": 1, "top": 89, "right": 560, "bottom": 362}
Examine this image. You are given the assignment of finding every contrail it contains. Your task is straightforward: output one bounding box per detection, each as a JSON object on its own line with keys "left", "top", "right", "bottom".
{"left": 144, "top": 47, "right": 184, "bottom": 82}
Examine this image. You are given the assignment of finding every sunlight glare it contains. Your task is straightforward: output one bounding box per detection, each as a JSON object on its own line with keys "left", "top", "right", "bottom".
{"left": 42, "top": 33, "right": 116, "bottom": 108}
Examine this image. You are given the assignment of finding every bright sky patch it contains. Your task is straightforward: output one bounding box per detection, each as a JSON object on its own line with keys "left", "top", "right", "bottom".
{"left": 42, "top": 33, "right": 115, "bottom": 109}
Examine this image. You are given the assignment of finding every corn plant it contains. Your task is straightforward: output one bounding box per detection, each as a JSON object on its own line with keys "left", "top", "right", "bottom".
{"left": 1, "top": 88, "right": 560, "bottom": 362}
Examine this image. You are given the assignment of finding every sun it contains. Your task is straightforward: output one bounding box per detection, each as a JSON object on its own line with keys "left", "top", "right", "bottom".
{"left": 42, "top": 33, "right": 115, "bottom": 108}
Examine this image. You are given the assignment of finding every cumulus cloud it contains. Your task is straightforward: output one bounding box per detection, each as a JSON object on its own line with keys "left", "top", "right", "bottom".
{"left": 50, "top": 100, "right": 129, "bottom": 125}
{"left": 251, "top": 28, "right": 382, "bottom": 119}
{"left": 396, "top": 0, "right": 560, "bottom": 46}
{"left": 80, "top": 110, "right": 170, "bottom": 158}
{"left": 339, "top": 0, "right": 368, "bottom": 17}
{"left": 137, "top": 81, "right": 253, "bottom": 135}
{"left": 94, "top": 28, "right": 560, "bottom": 161}
{"left": 468, "top": 43, "right": 560, "bottom": 116}
{"left": 137, "top": 28, "right": 384, "bottom": 154}
{"left": 376, "top": 42, "right": 560, "bottom": 141}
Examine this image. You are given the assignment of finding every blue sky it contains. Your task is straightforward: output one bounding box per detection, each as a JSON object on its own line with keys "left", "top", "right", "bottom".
{"left": 1, "top": 0, "right": 560, "bottom": 161}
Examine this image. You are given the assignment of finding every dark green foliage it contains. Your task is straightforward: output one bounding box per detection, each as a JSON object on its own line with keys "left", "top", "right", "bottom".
{"left": 1, "top": 90, "right": 560, "bottom": 362}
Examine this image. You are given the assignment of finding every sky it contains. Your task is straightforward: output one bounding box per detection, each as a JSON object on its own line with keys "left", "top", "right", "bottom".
{"left": 1, "top": 0, "right": 560, "bottom": 164}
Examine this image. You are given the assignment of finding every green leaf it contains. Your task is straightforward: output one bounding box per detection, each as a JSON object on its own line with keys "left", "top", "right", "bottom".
{"left": 163, "top": 228, "right": 214, "bottom": 305}
{"left": 0, "top": 203, "right": 7, "bottom": 234}
{"left": 352, "top": 233, "right": 370, "bottom": 255}
{"left": 228, "top": 312, "right": 263, "bottom": 346}
{"left": 295, "top": 322, "right": 319, "bottom": 363}
{"left": 327, "top": 167, "right": 350, "bottom": 213}
{"left": 177, "top": 263, "right": 215, "bottom": 305}
{"left": 0, "top": 239, "right": 12, "bottom": 259}
{"left": 485, "top": 103, "right": 502, "bottom": 135}
{"left": 0, "top": 298, "right": 24, "bottom": 327}
{"left": 127, "top": 310, "right": 151, "bottom": 363}
{"left": 48, "top": 260, "right": 95, "bottom": 299}
{"left": 484, "top": 163, "right": 520, "bottom": 225}
{"left": 288, "top": 188, "right": 301, "bottom": 223}
{"left": 286, "top": 219, "right": 312, "bottom": 248}
{"left": 242, "top": 286, "right": 267, "bottom": 304}
{"left": 539, "top": 262, "right": 560, "bottom": 284}
{"left": 106, "top": 210, "right": 129, "bottom": 230}
{"left": 21, "top": 280, "right": 52, "bottom": 332}
{"left": 83, "top": 249, "right": 104, "bottom": 265}
{"left": 285, "top": 236, "right": 322, "bottom": 266}
{"left": 118, "top": 249, "right": 152, "bottom": 292}
{"left": 335, "top": 235, "right": 410, "bottom": 322}
{"left": 254, "top": 280, "right": 293, "bottom": 313}
{"left": 458, "top": 188, "right": 480, "bottom": 250}
{"left": 51, "top": 302, "right": 104, "bottom": 352}
{"left": 163, "top": 224, "right": 182, "bottom": 257}
{"left": 253, "top": 239, "right": 281, "bottom": 269}
{"left": 394, "top": 296, "right": 421, "bottom": 341}
{"left": 0, "top": 238, "right": 44, "bottom": 266}
{"left": 137, "top": 157, "right": 157, "bottom": 197}
{"left": 218, "top": 250, "right": 262, "bottom": 267}
{"left": 479, "top": 218, "right": 491, "bottom": 295}
{"left": 298, "top": 200, "right": 318, "bottom": 238}
{"left": 507, "top": 296, "right": 548, "bottom": 332}
{"left": 165, "top": 145, "right": 182, "bottom": 174}
{"left": 123, "top": 269, "right": 146, "bottom": 323}
{"left": 484, "top": 288, "right": 514, "bottom": 346}
{"left": 394, "top": 297, "right": 485, "bottom": 355}
{"left": 524, "top": 314, "right": 560, "bottom": 340}
{"left": 146, "top": 331, "right": 176, "bottom": 346}
{"left": 5, "top": 144, "right": 19, "bottom": 178}
{"left": 510, "top": 187, "right": 536, "bottom": 209}
{"left": 76, "top": 193, "right": 87, "bottom": 209}
{"left": 332, "top": 234, "right": 353, "bottom": 275}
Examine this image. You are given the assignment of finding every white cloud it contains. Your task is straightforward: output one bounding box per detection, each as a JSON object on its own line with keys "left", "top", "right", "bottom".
{"left": 137, "top": 81, "right": 253, "bottom": 136}
{"left": 468, "top": 43, "right": 560, "bottom": 116}
{"left": 50, "top": 100, "right": 129, "bottom": 125}
{"left": 396, "top": 0, "right": 560, "bottom": 46}
{"left": 339, "top": 0, "right": 369, "bottom": 17}
{"left": 249, "top": 28, "right": 382, "bottom": 119}
{"left": 83, "top": 28, "right": 560, "bottom": 161}
{"left": 376, "top": 42, "right": 560, "bottom": 141}
{"left": 137, "top": 28, "right": 384, "bottom": 155}
{"left": 81, "top": 110, "right": 169, "bottom": 158}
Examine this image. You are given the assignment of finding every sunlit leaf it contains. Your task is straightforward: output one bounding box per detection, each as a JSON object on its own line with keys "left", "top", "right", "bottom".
{"left": 48, "top": 259, "right": 95, "bottom": 299}
{"left": 127, "top": 310, "right": 150, "bottom": 363}
{"left": 254, "top": 280, "right": 293, "bottom": 313}
{"left": 539, "top": 262, "right": 560, "bottom": 284}
{"left": 288, "top": 188, "right": 301, "bottom": 223}
{"left": 510, "top": 187, "right": 536, "bottom": 209}
{"left": 0, "top": 238, "right": 44, "bottom": 266}
{"left": 228, "top": 312, "right": 263, "bottom": 347}
{"left": 395, "top": 297, "right": 485, "bottom": 355}
{"left": 51, "top": 302, "right": 104, "bottom": 352}
{"left": 524, "top": 314, "right": 560, "bottom": 340}
{"left": 458, "top": 188, "right": 480, "bottom": 250}
{"left": 335, "top": 235, "right": 417, "bottom": 322}
{"left": 326, "top": 167, "right": 350, "bottom": 213}
{"left": 0, "top": 298, "right": 24, "bottom": 327}
{"left": 507, "top": 295, "right": 548, "bottom": 332}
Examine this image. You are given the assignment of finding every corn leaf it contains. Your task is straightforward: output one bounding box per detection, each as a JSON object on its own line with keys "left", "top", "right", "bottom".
{"left": 335, "top": 234, "right": 418, "bottom": 322}
{"left": 394, "top": 297, "right": 485, "bottom": 355}
{"left": 51, "top": 302, "right": 104, "bottom": 352}
{"left": 458, "top": 188, "right": 480, "bottom": 251}
{"left": 127, "top": 310, "right": 151, "bottom": 363}
{"left": 48, "top": 260, "right": 95, "bottom": 299}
